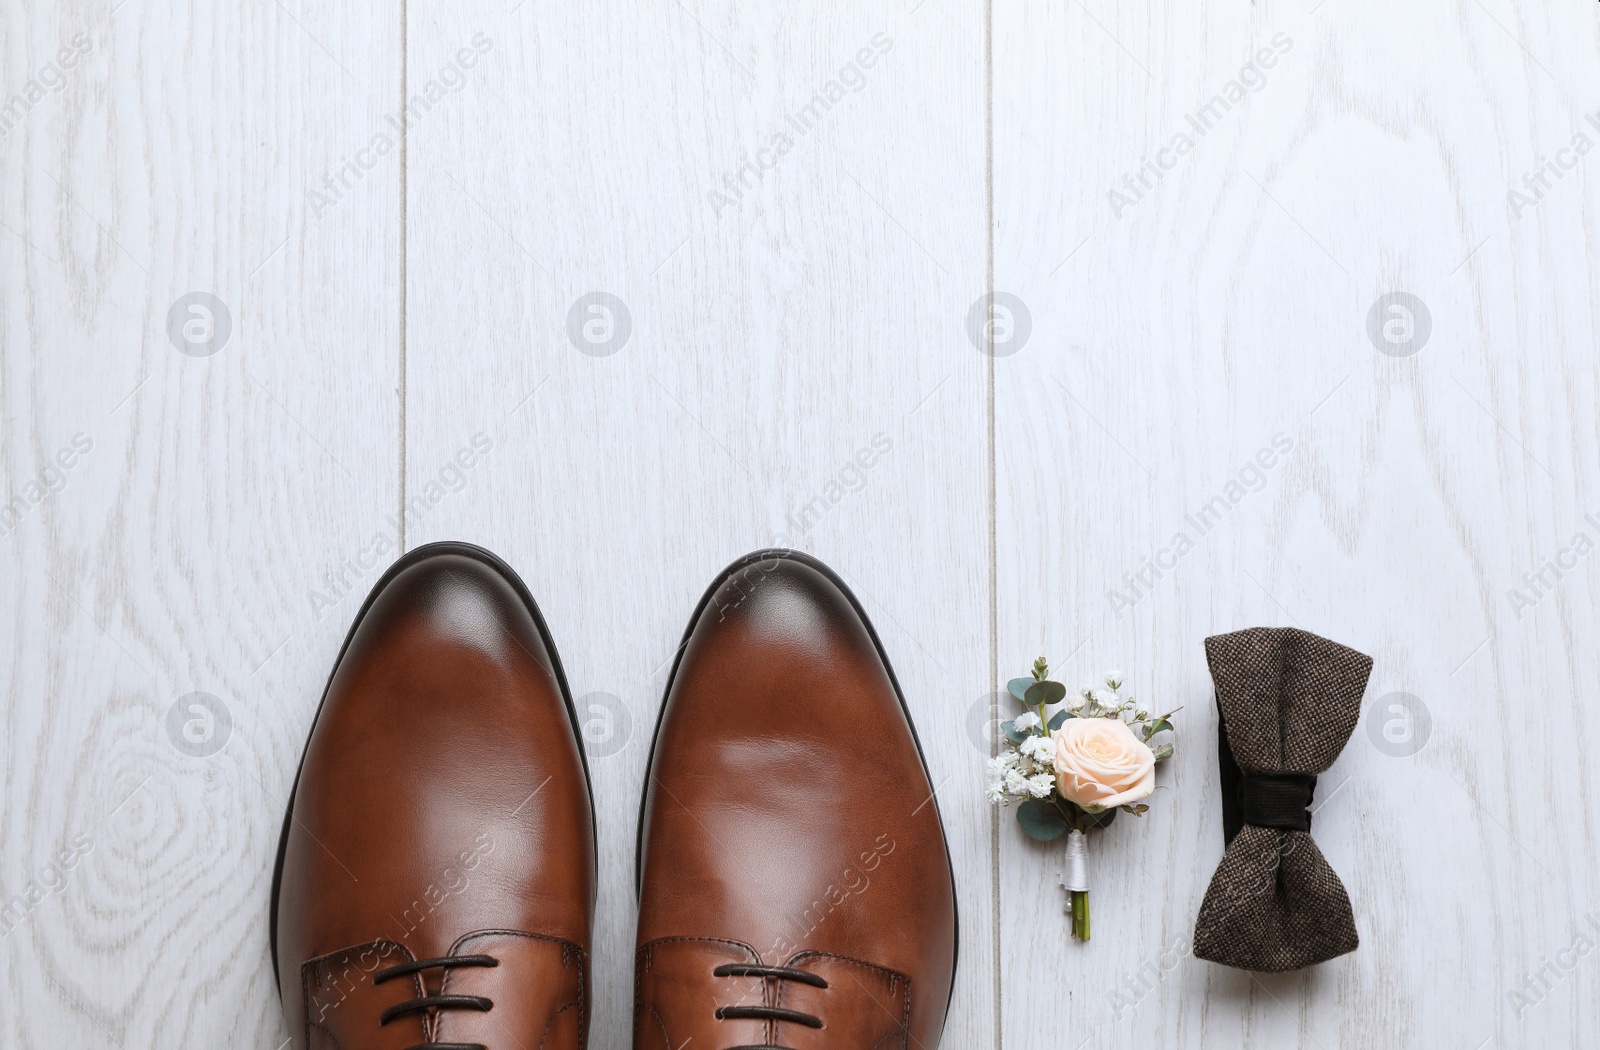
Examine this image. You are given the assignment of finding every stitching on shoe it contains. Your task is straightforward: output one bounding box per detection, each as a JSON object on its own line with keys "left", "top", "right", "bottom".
{"left": 637, "top": 945, "right": 674, "bottom": 1050}
{"left": 635, "top": 936, "right": 761, "bottom": 1048}
{"left": 305, "top": 1018, "right": 343, "bottom": 1050}
{"left": 438, "top": 929, "right": 587, "bottom": 1046}
{"left": 301, "top": 939, "right": 419, "bottom": 1050}
{"left": 778, "top": 951, "right": 913, "bottom": 1047}
{"left": 566, "top": 942, "right": 588, "bottom": 1049}
{"left": 873, "top": 974, "right": 912, "bottom": 1050}
{"left": 444, "top": 928, "right": 585, "bottom": 975}
{"left": 636, "top": 934, "right": 761, "bottom": 959}
{"left": 646, "top": 1002, "right": 674, "bottom": 1050}
{"left": 539, "top": 1000, "right": 581, "bottom": 1050}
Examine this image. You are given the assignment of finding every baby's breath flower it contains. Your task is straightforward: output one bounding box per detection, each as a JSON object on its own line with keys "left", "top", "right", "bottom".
{"left": 1026, "top": 773, "right": 1054, "bottom": 798}
{"left": 1004, "top": 769, "right": 1030, "bottom": 796}
{"left": 1104, "top": 670, "right": 1124, "bottom": 689}
{"left": 1019, "top": 735, "right": 1055, "bottom": 764}
{"left": 979, "top": 755, "right": 1004, "bottom": 797}
{"left": 1013, "top": 711, "right": 1042, "bottom": 732}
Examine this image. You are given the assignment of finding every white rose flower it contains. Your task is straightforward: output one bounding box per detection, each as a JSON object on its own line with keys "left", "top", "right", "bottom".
{"left": 1050, "top": 718, "right": 1157, "bottom": 809}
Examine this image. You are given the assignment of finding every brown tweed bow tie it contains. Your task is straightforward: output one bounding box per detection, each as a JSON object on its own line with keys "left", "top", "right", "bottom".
{"left": 1192, "top": 627, "right": 1373, "bottom": 972}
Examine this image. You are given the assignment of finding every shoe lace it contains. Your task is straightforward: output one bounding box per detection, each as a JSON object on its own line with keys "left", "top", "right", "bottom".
{"left": 373, "top": 953, "right": 499, "bottom": 1050}
{"left": 712, "top": 963, "right": 827, "bottom": 1050}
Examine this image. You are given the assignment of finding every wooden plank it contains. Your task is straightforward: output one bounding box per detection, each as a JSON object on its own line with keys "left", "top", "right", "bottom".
{"left": 994, "top": 0, "right": 1600, "bottom": 1046}
{"left": 402, "top": 3, "right": 992, "bottom": 1047}
{"left": 0, "top": 1, "right": 400, "bottom": 1044}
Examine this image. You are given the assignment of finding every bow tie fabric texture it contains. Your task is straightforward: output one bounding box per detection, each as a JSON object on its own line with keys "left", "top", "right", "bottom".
{"left": 1193, "top": 627, "right": 1374, "bottom": 972}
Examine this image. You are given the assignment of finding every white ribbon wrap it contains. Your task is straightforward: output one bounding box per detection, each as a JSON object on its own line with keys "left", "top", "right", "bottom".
{"left": 1062, "top": 828, "right": 1089, "bottom": 892}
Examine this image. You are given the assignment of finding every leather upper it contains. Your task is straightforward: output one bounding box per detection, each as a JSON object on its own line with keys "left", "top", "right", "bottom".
{"left": 635, "top": 551, "right": 957, "bottom": 1049}
{"left": 274, "top": 546, "right": 595, "bottom": 1049}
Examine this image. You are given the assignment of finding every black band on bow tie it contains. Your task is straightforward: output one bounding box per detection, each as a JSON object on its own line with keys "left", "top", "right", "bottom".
{"left": 1215, "top": 694, "right": 1321, "bottom": 844}
{"left": 1215, "top": 705, "right": 1316, "bottom": 843}
{"left": 1238, "top": 773, "right": 1316, "bottom": 833}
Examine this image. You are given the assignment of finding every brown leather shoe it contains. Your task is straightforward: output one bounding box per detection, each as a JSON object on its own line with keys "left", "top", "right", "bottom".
{"left": 635, "top": 550, "right": 958, "bottom": 1049}
{"left": 272, "top": 542, "right": 596, "bottom": 1049}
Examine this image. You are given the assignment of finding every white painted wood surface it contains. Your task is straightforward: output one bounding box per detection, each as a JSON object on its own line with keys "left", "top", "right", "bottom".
{"left": 995, "top": 1, "right": 1600, "bottom": 1047}
{"left": 401, "top": 4, "right": 989, "bottom": 1048}
{"left": 0, "top": 1, "right": 401, "bottom": 1046}
{"left": 2, "top": 1, "right": 1596, "bottom": 1047}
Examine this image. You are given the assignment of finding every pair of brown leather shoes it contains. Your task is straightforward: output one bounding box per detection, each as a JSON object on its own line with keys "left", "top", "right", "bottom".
{"left": 272, "top": 543, "right": 957, "bottom": 1049}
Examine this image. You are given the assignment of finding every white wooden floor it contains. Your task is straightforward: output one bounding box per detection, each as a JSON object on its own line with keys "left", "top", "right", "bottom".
{"left": 3, "top": 0, "right": 1598, "bottom": 1046}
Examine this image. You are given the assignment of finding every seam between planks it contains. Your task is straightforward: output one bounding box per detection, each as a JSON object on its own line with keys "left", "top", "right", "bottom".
{"left": 984, "top": 0, "right": 1001, "bottom": 1047}
{"left": 398, "top": 0, "right": 409, "bottom": 553}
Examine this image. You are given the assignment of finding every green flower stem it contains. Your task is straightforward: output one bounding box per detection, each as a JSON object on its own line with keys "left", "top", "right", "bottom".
{"left": 1071, "top": 890, "right": 1090, "bottom": 940}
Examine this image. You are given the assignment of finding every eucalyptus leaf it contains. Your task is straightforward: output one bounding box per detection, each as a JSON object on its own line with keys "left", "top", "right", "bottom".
{"left": 1017, "top": 799, "right": 1069, "bottom": 841}
{"left": 1024, "top": 680, "right": 1067, "bottom": 707}
{"left": 1007, "top": 678, "right": 1035, "bottom": 704}
{"left": 1152, "top": 743, "right": 1174, "bottom": 761}
{"left": 1143, "top": 717, "right": 1173, "bottom": 739}
{"left": 1048, "top": 710, "right": 1070, "bottom": 731}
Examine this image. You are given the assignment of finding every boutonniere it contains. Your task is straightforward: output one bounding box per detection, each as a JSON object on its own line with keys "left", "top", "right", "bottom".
{"left": 986, "top": 658, "right": 1177, "bottom": 940}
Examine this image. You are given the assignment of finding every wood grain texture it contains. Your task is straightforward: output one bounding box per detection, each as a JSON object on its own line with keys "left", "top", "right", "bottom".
{"left": 0, "top": 0, "right": 400, "bottom": 1046}
{"left": 994, "top": 0, "right": 1600, "bottom": 1047}
{"left": 400, "top": 4, "right": 991, "bottom": 1048}
{"left": 6, "top": 0, "right": 1599, "bottom": 1046}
